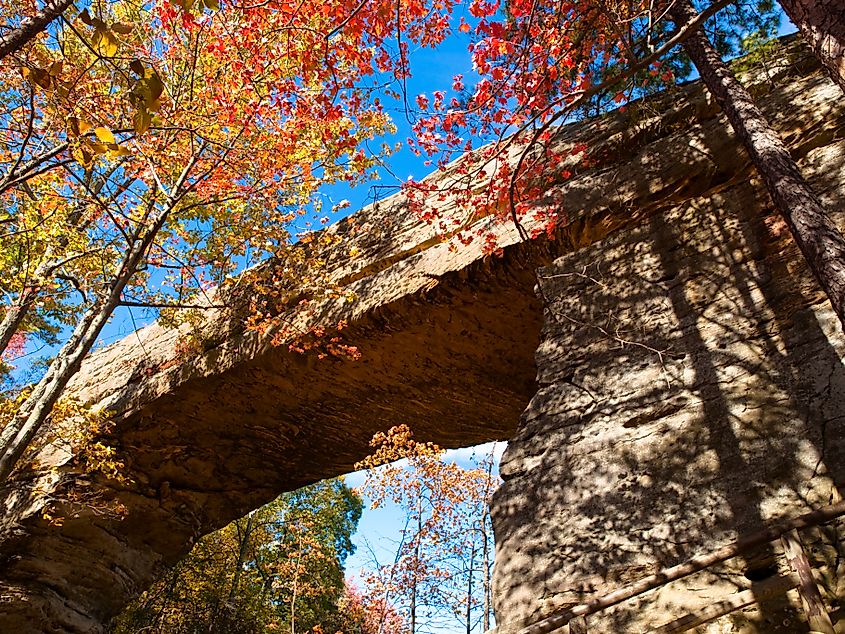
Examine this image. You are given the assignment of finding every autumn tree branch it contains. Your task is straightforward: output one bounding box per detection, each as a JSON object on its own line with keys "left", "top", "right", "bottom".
{"left": 0, "top": 0, "right": 75, "bottom": 60}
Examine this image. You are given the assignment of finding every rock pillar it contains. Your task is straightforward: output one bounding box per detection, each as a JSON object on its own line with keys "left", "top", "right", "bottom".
{"left": 492, "top": 146, "right": 845, "bottom": 632}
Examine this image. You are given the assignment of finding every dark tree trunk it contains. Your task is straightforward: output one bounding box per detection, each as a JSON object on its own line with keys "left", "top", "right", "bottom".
{"left": 669, "top": 0, "right": 845, "bottom": 332}
{"left": 0, "top": 0, "right": 75, "bottom": 61}
{"left": 228, "top": 513, "right": 255, "bottom": 604}
{"left": 778, "top": 0, "right": 845, "bottom": 94}
{"left": 0, "top": 297, "right": 33, "bottom": 357}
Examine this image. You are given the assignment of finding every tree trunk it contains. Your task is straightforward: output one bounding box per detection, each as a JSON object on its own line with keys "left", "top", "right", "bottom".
{"left": 481, "top": 448, "right": 494, "bottom": 631}
{"left": 0, "top": 146, "right": 200, "bottom": 483}
{"left": 780, "top": 529, "right": 835, "bottom": 634}
{"left": 0, "top": 254, "right": 65, "bottom": 358}
{"left": 466, "top": 540, "right": 476, "bottom": 634}
{"left": 0, "top": 163, "right": 128, "bottom": 360}
{"left": 0, "top": 0, "right": 75, "bottom": 61}
{"left": 411, "top": 547, "right": 418, "bottom": 633}
{"left": 0, "top": 213, "right": 169, "bottom": 483}
{"left": 291, "top": 532, "right": 303, "bottom": 634}
{"left": 0, "top": 298, "right": 33, "bottom": 358}
{"left": 481, "top": 511, "right": 492, "bottom": 631}
{"left": 669, "top": 0, "right": 845, "bottom": 333}
{"left": 228, "top": 513, "right": 255, "bottom": 605}
{"left": 0, "top": 292, "right": 119, "bottom": 482}
{"left": 778, "top": 0, "right": 845, "bottom": 94}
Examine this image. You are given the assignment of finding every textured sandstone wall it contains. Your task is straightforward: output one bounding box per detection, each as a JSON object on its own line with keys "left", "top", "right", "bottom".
{"left": 492, "top": 65, "right": 845, "bottom": 633}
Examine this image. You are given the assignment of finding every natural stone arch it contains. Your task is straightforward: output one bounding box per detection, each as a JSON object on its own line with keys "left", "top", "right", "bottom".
{"left": 0, "top": 38, "right": 842, "bottom": 633}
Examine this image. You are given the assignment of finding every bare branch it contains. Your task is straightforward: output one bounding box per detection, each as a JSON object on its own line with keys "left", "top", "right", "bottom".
{"left": 0, "top": 0, "right": 75, "bottom": 61}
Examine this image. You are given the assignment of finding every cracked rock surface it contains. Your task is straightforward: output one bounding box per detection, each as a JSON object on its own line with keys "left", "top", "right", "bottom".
{"left": 492, "top": 48, "right": 845, "bottom": 633}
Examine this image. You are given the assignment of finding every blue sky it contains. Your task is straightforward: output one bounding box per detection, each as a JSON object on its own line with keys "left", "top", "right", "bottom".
{"left": 304, "top": 22, "right": 481, "bottom": 219}
{"left": 342, "top": 440, "right": 506, "bottom": 632}
{"left": 344, "top": 441, "right": 506, "bottom": 577}
{"left": 57, "top": 15, "right": 481, "bottom": 353}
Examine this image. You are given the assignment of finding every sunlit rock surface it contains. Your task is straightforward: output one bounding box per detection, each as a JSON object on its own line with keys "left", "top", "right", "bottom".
{"left": 0, "top": 37, "right": 842, "bottom": 632}
{"left": 493, "top": 48, "right": 845, "bottom": 633}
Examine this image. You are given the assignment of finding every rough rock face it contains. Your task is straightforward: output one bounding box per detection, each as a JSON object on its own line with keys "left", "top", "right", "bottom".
{"left": 492, "top": 52, "right": 845, "bottom": 633}
{"left": 0, "top": 38, "right": 840, "bottom": 632}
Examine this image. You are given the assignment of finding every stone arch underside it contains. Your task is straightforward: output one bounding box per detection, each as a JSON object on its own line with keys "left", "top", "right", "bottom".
{"left": 0, "top": 38, "right": 843, "bottom": 633}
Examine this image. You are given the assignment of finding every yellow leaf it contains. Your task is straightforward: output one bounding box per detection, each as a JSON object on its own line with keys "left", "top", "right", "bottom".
{"left": 103, "top": 30, "right": 119, "bottom": 56}
{"left": 133, "top": 108, "right": 151, "bottom": 135}
{"left": 94, "top": 127, "right": 115, "bottom": 144}
{"left": 144, "top": 70, "right": 164, "bottom": 101}
{"left": 94, "top": 29, "right": 119, "bottom": 57}
{"left": 108, "top": 145, "right": 133, "bottom": 158}
{"left": 67, "top": 116, "right": 92, "bottom": 138}
{"left": 88, "top": 140, "right": 108, "bottom": 155}
{"left": 71, "top": 144, "right": 94, "bottom": 167}
{"left": 22, "top": 66, "right": 52, "bottom": 89}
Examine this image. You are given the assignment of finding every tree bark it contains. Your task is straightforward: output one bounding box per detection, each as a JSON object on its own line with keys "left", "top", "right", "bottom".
{"left": 481, "top": 520, "right": 491, "bottom": 632}
{"left": 0, "top": 146, "right": 201, "bottom": 483}
{"left": 668, "top": 0, "right": 845, "bottom": 333}
{"left": 411, "top": 509, "right": 421, "bottom": 634}
{"left": 290, "top": 532, "right": 303, "bottom": 634}
{"left": 778, "top": 0, "right": 845, "bottom": 94}
{"left": 465, "top": 540, "right": 475, "bottom": 634}
{"left": 0, "top": 0, "right": 75, "bottom": 61}
{"left": 781, "top": 529, "right": 835, "bottom": 634}
{"left": 228, "top": 513, "right": 255, "bottom": 605}
{"left": 0, "top": 208, "right": 170, "bottom": 483}
{"left": 481, "top": 455, "right": 494, "bottom": 632}
{"left": 0, "top": 254, "right": 66, "bottom": 358}
{"left": 0, "top": 298, "right": 33, "bottom": 358}
{"left": 0, "top": 162, "right": 128, "bottom": 361}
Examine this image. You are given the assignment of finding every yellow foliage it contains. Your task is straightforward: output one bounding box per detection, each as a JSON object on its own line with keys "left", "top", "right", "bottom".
{"left": 0, "top": 390, "right": 127, "bottom": 484}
